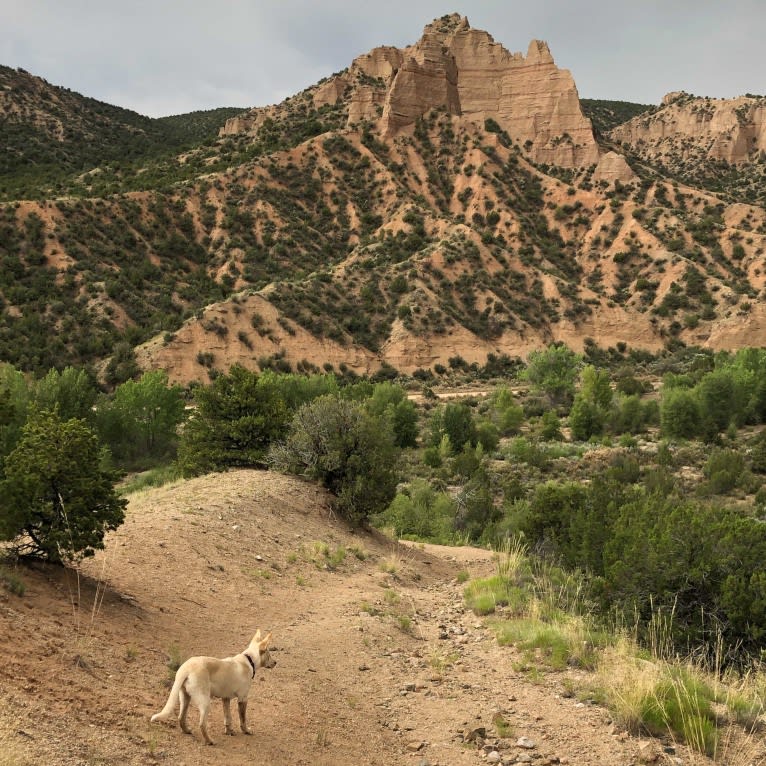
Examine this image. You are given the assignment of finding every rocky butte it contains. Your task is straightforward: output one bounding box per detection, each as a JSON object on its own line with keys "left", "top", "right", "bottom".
{"left": 221, "top": 13, "right": 604, "bottom": 170}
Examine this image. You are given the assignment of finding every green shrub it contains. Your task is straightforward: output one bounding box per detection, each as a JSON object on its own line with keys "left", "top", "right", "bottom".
{"left": 177, "top": 365, "right": 289, "bottom": 476}
{"left": 464, "top": 575, "right": 529, "bottom": 616}
{"left": 660, "top": 387, "right": 701, "bottom": 439}
{"left": 569, "top": 394, "right": 605, "bottom": 440}
{"left": 0, "top": 409, "right": 126, "bottom": 563}
{"left": 488, "top": 386, "right": 524, "bottom": 435}
{"left": 97, "top": 370, "right": 186, "bottom": 469}
{"left": 507, "top": 437, "right": 550, "bottom": 469}
{"left": 119, "top": 464, "right": 183, "bottom": 495}
{"left": 364, "top": 382, "right": 418, "bottom": 448}
{"left": 475, "top": 419, "right": 500, "bottom": 452}
{"left": 524, "top": 344, "right": 581, "bottom": 407}
{"left": 639, "top": 669, "right": 718, "bottom": 756}
{"left": 538, "top": 410, "right": 562, "bottom": 441}
{"left": 0, "top": 565, "right": 25, "bottom": 596}
{"left": 422, "top": 446, "right": 442, "bottom": 468}
{"left": 374, "top": 479, "right": 455, "bottom": 542}
{"left": 269, "top": 395, "right": 398, "bottom": 523}
{"left": 701, "top": 448, "right": 745, "bottom": 494}
{"left": 452, "top": 442, "right": 484, "bottom": 480}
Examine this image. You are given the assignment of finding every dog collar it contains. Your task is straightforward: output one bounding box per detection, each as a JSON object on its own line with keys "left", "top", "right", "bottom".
{"left": 245, "top": 653, "right": 256, "bottom": 678}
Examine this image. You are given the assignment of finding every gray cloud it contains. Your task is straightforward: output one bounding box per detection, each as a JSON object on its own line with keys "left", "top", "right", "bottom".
{"left": 2, "top": 0, "right": 764, "bottom": 117}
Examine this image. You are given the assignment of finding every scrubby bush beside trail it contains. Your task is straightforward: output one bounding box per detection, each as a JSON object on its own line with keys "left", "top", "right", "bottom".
{"left": 464, "top": 541, "right": 765, "bottom": 759}
{"left": 373, "top": 478, "right": 456, "bottom": 543}
{"left": 269, "top": 395, "right": 398, "bottom": 523}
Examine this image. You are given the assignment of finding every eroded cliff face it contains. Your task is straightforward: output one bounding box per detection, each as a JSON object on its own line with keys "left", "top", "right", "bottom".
{"left": 220, "top": 14, "right": 600, "bottom": 169}
{"left": 380, "top": 26, "right": 461, "bottom": 135}
{"left": 425, "top": 21, "right": 600, "bottom": 167}
{"left": 592, "top": 150, "right": 638, "bottom": 185}
{"left": 611, "top": 92, "right": 766, "bottom": 165}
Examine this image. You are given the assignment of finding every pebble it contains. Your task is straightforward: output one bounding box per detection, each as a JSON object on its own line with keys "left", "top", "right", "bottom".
{"left": 516, "top": 736, "right": 536, "bottom": 749}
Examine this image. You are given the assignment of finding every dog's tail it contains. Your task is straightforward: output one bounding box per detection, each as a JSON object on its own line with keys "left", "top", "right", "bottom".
{"left": 150, "top": 666, "right": 188, "bottom": 723}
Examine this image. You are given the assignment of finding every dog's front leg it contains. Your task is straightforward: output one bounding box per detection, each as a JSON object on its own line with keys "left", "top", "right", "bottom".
{"left": 222, "top": 698, "right": 235, "bottom": 735}
{"left": 238, "top": 699, "right": 252, "bottom": 735}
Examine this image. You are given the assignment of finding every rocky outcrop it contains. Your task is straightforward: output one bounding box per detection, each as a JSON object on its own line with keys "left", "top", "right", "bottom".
{"left": 376, "top": 15, "right": 599, "bottom": 167}
{"left": 592, "top": 151, "right": 637, "bottom": 185}
{"left": 381, "top": 27, "right": 461, "bottom": 135}
{"left": 435, "top": 26, "right": 599, "bottom": 167}
{"left": 219, "top": 102, "right": 285, "bottom": 137}
{"left": 220, "top": 14, "right": 601, "bottom": 169}
{"left": 611, "top": 92, "right": 766, "bottom": 165}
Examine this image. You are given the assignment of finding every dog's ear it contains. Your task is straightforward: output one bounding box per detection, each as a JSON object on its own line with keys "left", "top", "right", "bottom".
{"left": 251, "top": 629, "right": 262, "bottom": 644}
{"left": 260, "top": 631, "right": 272, "bottom": 648}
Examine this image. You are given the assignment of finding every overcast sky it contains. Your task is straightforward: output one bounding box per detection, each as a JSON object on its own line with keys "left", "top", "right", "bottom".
{"left": 3, "top": 1, "right": 764, "bottom": 118}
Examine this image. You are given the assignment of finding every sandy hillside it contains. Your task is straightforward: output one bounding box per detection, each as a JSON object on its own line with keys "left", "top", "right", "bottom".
{"left": 0, "top": 470, "right": 741, "bottom": 766}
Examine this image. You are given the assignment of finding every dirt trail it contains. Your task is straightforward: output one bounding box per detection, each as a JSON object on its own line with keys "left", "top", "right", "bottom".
{"left": 0, "top": 470, "right": 719, "bottom": 765}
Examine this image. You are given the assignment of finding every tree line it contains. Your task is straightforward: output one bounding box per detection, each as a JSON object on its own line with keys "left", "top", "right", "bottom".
{"left": 4, "top": 346, "right": 766, "bottom": 659}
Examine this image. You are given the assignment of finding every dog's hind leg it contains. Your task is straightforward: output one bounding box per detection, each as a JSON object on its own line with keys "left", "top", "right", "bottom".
{"left": 222, "top": 698, "right": 235, "bottom": 735}
{"left": 196, "top": 694, "right": 214, "bottom": 745}
{"left": 178, "top": 686, "right": 192, "bottom": 735}
{"left": 238, "top": 699, "right": 252, "bottom": 735}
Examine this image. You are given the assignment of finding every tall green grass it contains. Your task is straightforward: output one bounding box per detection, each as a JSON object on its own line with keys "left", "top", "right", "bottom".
{"left": 464, "top": 539, "right": 766, "bottom": 760}
{"left": 119, "top": 464, "right": 183, "bottom": 495}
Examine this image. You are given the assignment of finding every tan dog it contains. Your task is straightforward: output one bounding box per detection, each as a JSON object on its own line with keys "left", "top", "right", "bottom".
{"left": 150, "top": 630, "right": 275, "bottom": 745}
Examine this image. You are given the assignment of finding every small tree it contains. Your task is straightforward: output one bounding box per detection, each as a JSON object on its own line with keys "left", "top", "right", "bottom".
{"left": 538, "top": 410, "right": 563, "bottom": 440}
{"left": 97, "top": 370, "right": 186, "bottom": 467}
{"left": 365, "top": 382, "right": 418, "bottom": 448}
{"left": 269, "top": 395, "right": 398, "bottom": 523}
{"left": 695, "top": 368, "right": 742, "bottom": 439}
{"left": 177, "top": 365, "right": 289, "bottom": 476}
{"left": 441, "top": 402, "right": 476, "bottom": 454}
{"left": 569, "top": 394, "right": 605, "bottom": 441}
{"left": 524, "top": 344, "right": 581, "bottom": 408}
{"left": 0, "top": 363, "right": 30, "bottom": 470}
{"left": 33, "top": 366, "right": 98, "bottom": 424}
{"left": 660, "top": 387, "right": 701, "bottom": 439}
{"left": 0, "top": 410, "right": 126, "bottom": 563}
{"left": 569, "top": 365, "right": 613, "bottom": 441}
{"left": 489, "top": 385, "right": 524, "bottom": 436}
{"left": 579, "top": 365, "right": 612, "bottom": 410}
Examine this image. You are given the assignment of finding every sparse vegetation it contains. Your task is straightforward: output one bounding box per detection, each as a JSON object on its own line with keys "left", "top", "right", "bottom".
{"left": 4, "top": 32, "right": 766, "bottom": 766}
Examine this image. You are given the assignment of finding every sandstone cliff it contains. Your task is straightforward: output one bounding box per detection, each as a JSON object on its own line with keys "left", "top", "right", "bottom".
{"left": 610, "top": 91, "right": 766, "bottom": 165}
{"left": 592, "top": 150, "right": 637, "bottom": 185}
{"left": 220, "top": 14, "right": 601, "bottom": 169}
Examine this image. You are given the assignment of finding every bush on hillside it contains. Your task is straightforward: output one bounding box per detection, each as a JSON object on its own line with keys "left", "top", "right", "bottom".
{"left": 268, "top": 395, "right": 398, "bottom": 523}
{"left": 177, "top": 365, "right": 290, "bottom": 476}
{"left": 0, "top": 409, "right": 126, "bottom": 563}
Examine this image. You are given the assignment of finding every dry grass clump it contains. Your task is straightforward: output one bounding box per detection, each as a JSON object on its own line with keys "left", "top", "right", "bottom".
{"left": 465, "top": 540, "right": 766, "bottom": 761}
{"left": 595, "top": 638, "right": 766, "bottom": 762}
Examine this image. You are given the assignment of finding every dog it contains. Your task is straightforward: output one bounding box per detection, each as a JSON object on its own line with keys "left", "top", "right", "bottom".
{"left": 150, "top": 629, "right": 275, "bottom": 745}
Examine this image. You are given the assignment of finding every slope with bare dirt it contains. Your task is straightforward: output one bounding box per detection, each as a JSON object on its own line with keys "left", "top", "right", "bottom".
{"left": 0, "top": 470, "right": 726, "bottom": 766}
